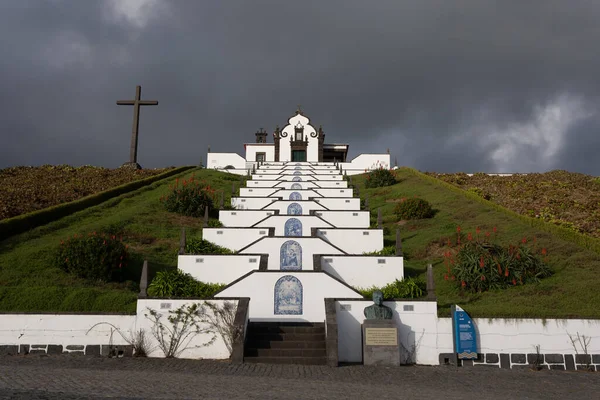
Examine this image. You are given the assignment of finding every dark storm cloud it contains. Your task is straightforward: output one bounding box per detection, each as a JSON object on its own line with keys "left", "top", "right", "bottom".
{"left": 1, "top": 0, "right": 600, "bottom": 173}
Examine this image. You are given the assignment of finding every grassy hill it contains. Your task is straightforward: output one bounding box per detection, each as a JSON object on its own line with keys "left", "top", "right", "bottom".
{"left": 1, "top": 166, "right": 599, "bottom": 318}
{"left": 0, "top": 168, "right": 242, "bottom": 313}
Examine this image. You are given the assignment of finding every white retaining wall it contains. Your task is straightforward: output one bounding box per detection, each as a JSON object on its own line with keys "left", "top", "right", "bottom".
{"left": 178, "top": 255, "right": 261, "bottom": 284}
{"left": 314, "top": 188, "right": 353, "bottom": 198}
{"left": 321, "top": 256, "right": 403, "bottom": 287}
{"left": 340, "top": 154, "right": 391, "bottom": 175}
{"left": 314, "top": 211, "right": 370, "bottom": 228}
{"left": 314, "top": 198, "right": 361, "bottom": 211}
{"left": 239, "top": 188, "right": 279, "bottom": 197}
{"left": 335, "top": 300, "right": 439, "bottom": 365}
{"left": 255, "top": 200, "right": 326, "bottom": 215}
{"left": 219, "top": 210, "right": 277, "bottom": 227}
{"left": 239, "top": 237, "right": 345, "bottom": 269}
{"left": 254, "top": 216, "right": 334, "bottom": 236}
{"left": 317, "top": 229, "right": 383, "bottom": 254}
{"left": 136, "top": 299, "right": 237, "bottom": 359}
{"left": 230, "top": 197, "right": 276, "bottom": 210}
{"left": 216, "top": 273, "right": 362, "bottom": 322}
{"left": 202, "top": 228, "right": 269, "bottom": 251}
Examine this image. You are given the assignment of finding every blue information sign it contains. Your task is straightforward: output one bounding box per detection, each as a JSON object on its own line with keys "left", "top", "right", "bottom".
{"left": 452, "top": 305, "right": 478, "bottom": 359}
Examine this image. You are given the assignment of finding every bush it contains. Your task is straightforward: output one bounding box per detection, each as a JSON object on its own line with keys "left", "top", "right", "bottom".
{"left": 365, "top": 167, "right": 397, "bottom": 188}
{"left": 394, "top": 197, "right": 434, "bottom": 220}
{"left": 185, "top": 238, "right": 233, "bottom": 254}
{"left": 161, "top": 175, "right": 216, "bottom": 217}
{"left": 147, "top": 269, "right": 225, "bottom": 298}
{"left": 207, "top": 219, "right": 224, "bottom": 228}
{"left": 359, "top": 277, "right": 426, "bottom": 299}
{"left": 467, "top": 187, "right": 491, "bottom": 200}
{"left": 445, "top": 235, "right": 552, "bottom": 293}
{"left": 363, "top": 245, "right": 396, "bottom": 256}
{"left": 54, "top": 232, "right": 129, "bottom": 282}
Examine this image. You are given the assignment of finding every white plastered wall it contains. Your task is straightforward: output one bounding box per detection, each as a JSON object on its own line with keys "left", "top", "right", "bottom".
{"left": 178, "top": 255, "right": 260, "bottom": 284}
{"left": 278, "top": 114, "right": 320, "bottom": 162}
{"left": 239, "top": 237, "right": 345, "bottom": 269}
{"left": 316, "top": 229, "right": 383, "bottom": 254}
{"left": 314, "top": 188, "right": 353, "bottom": 198}
{"left": 208, "top": 153, "right": 247, "bottom": 169}
{"left": 219, "top": 210, "right": 277, "bottom": 227}
{"left": 314, "top": 198, "right": 360, "bottom": 211}
{"left": 245, "top": 144, "right": 275, "bottom": 162}
{"left": 321, "top": 256, "right": 403, "bottom": 286}
{"left": 216, "top": 272, "right": 362, "bottom": 321}
{"left": 253, "top": 216, "right": 333, "bottom": 236}
{"left": 257, "top": 201, "right": 326, "bottom": 215}
{"left": 136, "top": 299, "right": 237, "bottom": 359}
{"left": 336, "top": 300, "right": 439, "bottom": 365}
{"left": 231, "top": 197, "right": 276, "bottom": 210}
{"left": 340, "top": 154, "right": 391, "bottom": 175}
{"left": 314, "top": 211, "right": 370, "bottom": 228}
{"left": 269, "top": 189, "right": 322, "bottom": 200}
{"left": 202, "top": 228, "right": 269, "bottom": 251}
{"left": 239, "top": 188, "right": 279, "bottom": 197}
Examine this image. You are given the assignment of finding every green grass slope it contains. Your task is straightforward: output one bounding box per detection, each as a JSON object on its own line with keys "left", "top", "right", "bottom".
{"left": 355, "top": 168, "right": 600, "bottom": 319}
{"left": 0, "top": 168, "right": 243, "bottom": 313}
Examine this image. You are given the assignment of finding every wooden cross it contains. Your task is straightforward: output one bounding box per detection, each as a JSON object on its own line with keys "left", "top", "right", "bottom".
{"left": 117, "top": 85, "right": 158, "bottom": 164}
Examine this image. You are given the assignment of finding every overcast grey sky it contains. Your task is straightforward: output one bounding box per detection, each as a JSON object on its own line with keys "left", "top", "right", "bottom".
{"left": 1, "top": 0, "right": 599, "bottom": 173}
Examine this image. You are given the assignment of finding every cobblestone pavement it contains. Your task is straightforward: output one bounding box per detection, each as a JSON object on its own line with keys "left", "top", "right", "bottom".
{"left": 0, "top": 356, "right": 598, "bottom": 399}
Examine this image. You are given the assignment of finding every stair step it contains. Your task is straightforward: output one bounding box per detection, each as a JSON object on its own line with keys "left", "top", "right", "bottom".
{"left": 247, "top": 326, "right": 325, "bottom": 334}
{"left": 244, "top": 356, "right": 327, "bottom": 365}
{"left": 244, "top": 348, "right": 326, "bottom": 357}
{"left": 246, "top": 340, "right": 326, "bottom": 349}
{"left": 246, "top": 333, "right": 325, "bottom": 342}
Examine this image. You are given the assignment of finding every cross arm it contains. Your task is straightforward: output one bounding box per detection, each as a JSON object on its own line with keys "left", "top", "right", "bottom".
{"left": 139, "top": 101, "right": 159, "bottom": 106}
{"left": 116, "top": 100, "right": 135, "bottom": 105}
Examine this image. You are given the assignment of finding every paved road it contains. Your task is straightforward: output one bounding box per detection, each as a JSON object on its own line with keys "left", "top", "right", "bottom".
{"left": 0, "top": 356, "right": 598, "bottom": 399}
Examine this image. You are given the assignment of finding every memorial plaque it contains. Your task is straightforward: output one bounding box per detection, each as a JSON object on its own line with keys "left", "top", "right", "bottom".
{"left": 365, "top": 328, "right": 398, "bottom": 346}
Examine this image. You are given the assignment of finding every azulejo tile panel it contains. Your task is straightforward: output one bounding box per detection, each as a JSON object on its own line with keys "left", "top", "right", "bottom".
{"left": 280, "top": 240, "right": 302, "bottom": 270}
{"left": 289, "top": 192, "right": 302, "bottom": 201}
{"left": 284, "top": 218, "right": 302, "bottom": 236}
{"left": 287, "top": 202, "right": 303, "bottom": 215}
{"left": 274, "top": 275, "right": 303, "bottom": 315}
{"left": 291, "top": 183, "right": 302, "bottom": 190}
{"left": 292, "top": 177, "right": 302, "bottom": 182}
{"left": 293, "top": 171, "right": 302, "bottom": 176}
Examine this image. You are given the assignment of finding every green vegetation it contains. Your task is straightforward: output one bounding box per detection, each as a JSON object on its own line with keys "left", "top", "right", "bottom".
{"left": 0, "top": 168, "right": 236, "bottom": 313}
{"left": 185, "top": 238, "right": 234, "bottom": 255}
{"left": 161, "top": 175, "right": 216, "bottom": 217}
{"left": 364, "top": 166, "right": 397, "bottom": 188}
{"left": 54, "top": 232, "right": 129, "bottom": 281}
{"left": 358, "top": 277, "right": 426, "bottom": 300}
{"left": 147, "top": 269, "right": 224, "bottom": 298}
{"left": 445, "top": 235, "right": 551, "bottom": 292}
{"left": 394, "top": 197, "right": 434, "bottom": 220}
{"left": 352, "top": 167, "right": 600, "bottom": 318}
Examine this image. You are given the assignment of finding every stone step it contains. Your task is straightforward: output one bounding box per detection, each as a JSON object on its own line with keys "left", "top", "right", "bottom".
{"left": 244, "top": 348, "right": 326, "bottom": 358}
{"left": 246, "top": 340, "right": 326, "bottom": 349}
{"left": 247, "top": 325, "right": 325, "bottom": 334}
{"left": 246, "top": 333, "right": 325, "bottom": 342}
{"left": 244, "top": 356, "right": 327, "bottom": 365}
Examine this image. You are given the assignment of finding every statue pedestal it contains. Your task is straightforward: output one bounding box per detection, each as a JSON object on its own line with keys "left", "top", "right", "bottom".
{"left": 121, "top": 162, "right": 142, "bottom": 170}
{"left": 362, "top": 319, "right": 400, "bottom": 366}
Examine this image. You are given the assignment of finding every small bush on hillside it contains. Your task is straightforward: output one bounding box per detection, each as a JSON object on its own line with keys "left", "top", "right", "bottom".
{"left": 54, "top": 232, "right": 129, "bottom": 282}
{"left": 394, "top": 197, "right": 434, "bottom": 220}
{"left": 185, "top": 238, "right": 233, "bottom": 254}
{"left": 445, "top": 231, "right": 552, "bottom": 293}
{"left": 359, "top": 277, "right": 426, "bottom": 300}
{"left": 161, "top": 175, "right": 215, "bottom": 217}
{"left": 207, "top": 219, "right": 224, "bottom": 228}
{"left": 365, "top": 167, "right": 397, "bottom": 188}
{"left": 147, "top": 269, "right": 224, "bottom": 298}
{"left": 467, "top": 187, "right": 491, "bottom": 200}
{"left": 363, "top": 245, "right": 396, "bottom": 256}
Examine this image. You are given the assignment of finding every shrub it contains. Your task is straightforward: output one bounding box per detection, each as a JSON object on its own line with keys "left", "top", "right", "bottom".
{"left": 467, "top": 187, "right": 491, "bottom": 200}
{"left": 358, "top": 277, "right": 426, "bottom": 300}
{"left": 394, "top": 197, "right": 434, "bottom": 220}
{"left": 363, "top": 245, "right": 396, "bottom": 256}
{"left": 207, "top": 219, "right": 224, "bottom": 228}
{"left": 185, "top": 238, "right": 233, "bottom": 254}
{"left": 365, "top": 167, "right": 397, "bottom": 188}
{"left": 147, "top": 269, "right": 225, "bottom": 298}
{"left": 161, "top": 175, "right": 216, "bottom": 217}
{"left": 54, "top": 232, "right": 129, "bottom": 282}
{"left": 445, "top": 233, "right": 552, "bottom": 293}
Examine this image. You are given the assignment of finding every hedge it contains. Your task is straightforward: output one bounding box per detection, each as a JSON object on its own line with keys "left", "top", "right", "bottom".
{"left": 0, "top": 166, "right": 196, "bottom": 242}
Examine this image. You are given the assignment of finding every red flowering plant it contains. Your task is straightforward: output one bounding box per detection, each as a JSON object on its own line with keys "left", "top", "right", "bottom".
{"left": 444, "top": 226, "right": 552, "bottom": 293}
{"left": 161, "top": 175, "right": 216, "bottom": 217}
{"left": 54, "top": 232, "right": 129, "bottom": 282}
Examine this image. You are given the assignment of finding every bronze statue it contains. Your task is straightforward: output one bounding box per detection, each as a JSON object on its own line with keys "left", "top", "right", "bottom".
{"left": 363, "top": 290, "right": 393, "bottom": 320}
